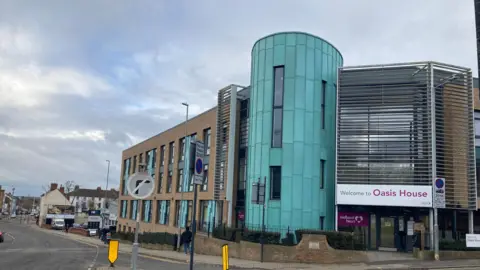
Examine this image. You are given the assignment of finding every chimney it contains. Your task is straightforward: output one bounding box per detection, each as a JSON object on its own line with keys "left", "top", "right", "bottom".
{"left": 59, "top": 186, "right": 65, "bottom": 194}
{"left": 97, "top": 186, "right": 102, "bottom": 191}
{"left": 50, "top": 183, "right": 58, "bottom": 191}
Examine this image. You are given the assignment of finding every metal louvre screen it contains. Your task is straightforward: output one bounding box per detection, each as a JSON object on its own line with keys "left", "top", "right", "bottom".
{"left": 336, "top": 62, "right": 476, "bottom": 210}
{"left": 432, "top": 63, "right": 476, "bottom": 209}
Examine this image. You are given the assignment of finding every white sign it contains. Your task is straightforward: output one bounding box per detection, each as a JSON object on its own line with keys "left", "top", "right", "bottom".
{"left": 433, "top": 177, "right": 446, "bottom": 208}
{"left": 127, "top": 172, "right": 155, "bottom": 199}
{"left": 336, "top": 184, "right": 432, "bottom": 207}
{"left": 308, "top": 241, "right": 320, "bottom": 249}
{"left": 193, "top": 141, "right": 205, "bottom": 185}
{"left": 407, "top": 220, "right": 414, "bottom": 236}
{"left": 466, "top": 234, "right": 480, "bottom": 248}
{"left": 46, "top": 214, "right": 75, "bottom": 219}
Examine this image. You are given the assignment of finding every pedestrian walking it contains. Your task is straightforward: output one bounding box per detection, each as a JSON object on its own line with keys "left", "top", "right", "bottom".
{"left": 180, "top": 226, "right": 193, "bottom": 256}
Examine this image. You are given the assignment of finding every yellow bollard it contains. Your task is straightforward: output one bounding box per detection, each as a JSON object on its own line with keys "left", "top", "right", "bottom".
{"left": 222, "top": 244, "right": 229, "bottom": 270}
{"left": 108, "top": 240, "right": 119, "bottom": 267}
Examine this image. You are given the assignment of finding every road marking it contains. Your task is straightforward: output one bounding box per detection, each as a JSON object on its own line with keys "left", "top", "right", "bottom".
{"left": 87, "top": 243, "right": 99, "bottom": 270}
{"left": 5, "top": 232, "right": 15, "bottom": 244}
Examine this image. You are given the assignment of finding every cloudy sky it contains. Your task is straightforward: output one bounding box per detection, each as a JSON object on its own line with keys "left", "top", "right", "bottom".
{"left": 0, "top": 0, "right": 476, "bottom": 196}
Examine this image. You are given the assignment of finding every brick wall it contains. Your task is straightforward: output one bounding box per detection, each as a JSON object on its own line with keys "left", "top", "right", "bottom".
{"left": 193, "top": 234, "right": 369, "bottom": 264}
{"left": 68, "top": 227, "right": 89, "bottom": 237}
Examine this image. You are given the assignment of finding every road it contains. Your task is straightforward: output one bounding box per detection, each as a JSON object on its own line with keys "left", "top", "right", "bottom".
{"left": 0, "top": 220, "right": 249, "bottom": 270}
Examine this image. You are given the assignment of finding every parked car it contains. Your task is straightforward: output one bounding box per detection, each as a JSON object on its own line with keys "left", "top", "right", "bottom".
{"left": 51, "top": 219, "right": 65, "bottom": 230}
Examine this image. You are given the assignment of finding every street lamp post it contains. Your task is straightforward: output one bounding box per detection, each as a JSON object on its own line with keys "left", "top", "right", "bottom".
{"left": 177, "top": 102, "right": 189, "bottom": 250}
{"left": 104, "top": 160, "right": 110, "bottom": 228}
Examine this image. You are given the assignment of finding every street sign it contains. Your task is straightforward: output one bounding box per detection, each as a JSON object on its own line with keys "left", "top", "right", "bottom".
{"left": 193, "top": 141, "right": 205, "bottom": 185}
{"left": 108, "top": 239, "right": 119, "bottom": 266}
{"left": 433, "top": 177, "right": 446, "bottom": 208}
{"left": 127, "top": 172, "right": 155, "bottom": 199}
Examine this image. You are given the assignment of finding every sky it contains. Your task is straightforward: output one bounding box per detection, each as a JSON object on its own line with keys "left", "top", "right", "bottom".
{"left": 0, "top": 0, "right": 476, "bottom": 196}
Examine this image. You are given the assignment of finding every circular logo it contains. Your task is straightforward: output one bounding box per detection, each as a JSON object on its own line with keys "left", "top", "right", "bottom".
{"left": 195, "top": 158, "right": 203, "bottom": 174}
{"left": 435, "top": 178, "right": 445, "bottom": 189}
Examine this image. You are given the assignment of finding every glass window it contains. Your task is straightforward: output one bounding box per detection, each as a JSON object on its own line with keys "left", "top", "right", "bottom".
{"left": 132, "top": 156, "right": 137, "bottom": 173}
{"left": 272, "top": 66, "right": 284, "bottom": 148}
{"left": 151, "top": 148, "right": 157, "bottom": 168}
{"left": 139, "top": 153, "right": 143, "bottom": 164}
{"left": 321, "top": 80, "right": 326, "bottom": 130}
{"left": 179, "top": 137, "right": 185, "bottom": 161}
{"left": 320, "top": 159, "right": 325, "bottom": 189}
{"left": 160, "top": 145, "right": 165, "bottom": 166}
{"left": 187, "top": 200, "right": 193, "bottom": 227}
{"left": 191, "top": 133, "right": 197, "bottom": 142}
{"left": 201, "top": 165, "right": 208, "bottom": 191}
{"left": 320, "top": 216, "right": 325, "bottom": 230}
{"left": 272, "top": 108, "right": 283, "bottom": 148}
{"left": 270, "top": 166, "right": 281, "bottom": 200}
{"left": 157, "top": 172, "right": 163, "bottom": 193}
{"left": 273, "top": 66, "right": 284, "bottom": 106}
{"left": 177, "top": 169, "right": 184, "bottom": 192}
{"left": 204, "top": 128, "right": 211, "bottom": 155}
{"left": 167, "top": 171, "right": 172, "bottom": 193}
{"left": 169, "top": 142, "right": 175, "bottom": 164}
{"left": 475, "top": 112, "right": 480, "bottom": 147}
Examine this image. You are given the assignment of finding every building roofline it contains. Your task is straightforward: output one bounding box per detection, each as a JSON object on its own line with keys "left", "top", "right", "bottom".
{"left": 251, "top": 31, "right": 344, "bottom": 62}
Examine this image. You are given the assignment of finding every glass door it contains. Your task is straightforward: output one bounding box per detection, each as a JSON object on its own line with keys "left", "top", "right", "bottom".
{"left": 380, "top": 217, "right": 396, "bottom": 249}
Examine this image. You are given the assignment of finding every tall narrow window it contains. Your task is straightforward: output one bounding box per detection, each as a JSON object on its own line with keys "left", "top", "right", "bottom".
{"left": 270, "top": 166, "right": 281, "bottom": 199}
{"left": 157, "top": 172, "right": 163, "bottom": 193}
{"left": 320, "top": 159, "right": 325, "bottom": 189}
{"left": 160, "top": 145, "right": 165, "bottom": 166}
{"left": 201, "top": 165, "right": 208, "bottom": 191}
{"left": 169, "top": 142, "right": 175, "bottom": 164}
{"left": 320, "top": 216, "right": 325, "bottom": 230}
{"left": 132, "top": 156, "right": 137, "bottom": 173}
{"left": 177, "top": 169, "right": 184, "bottom": 192}
{"left": 272, "top": 66, "right": 284, "bottom": 148}
{"left": 203, "top": 128, "right": 211, "bottom": 155}
{"left": 179, "top": 137, "right": 185, "bottom": 161}
{"left": 167, "top": 171, "right": 173, "bottom": 193}
{"left": 321, "top": 80, "right": 326, "bottom": 130}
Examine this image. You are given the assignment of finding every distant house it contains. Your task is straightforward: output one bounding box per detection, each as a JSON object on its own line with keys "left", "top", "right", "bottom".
{"left": 39, "top": 183, "right": 73, "bottom": 227}
{"left": 67, "top": 186, "right": 118, "bottom": 213}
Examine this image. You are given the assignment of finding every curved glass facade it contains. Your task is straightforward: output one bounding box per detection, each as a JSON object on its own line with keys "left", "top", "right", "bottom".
{"left": 246, "top": 32, "right": 343, "bottom": 230}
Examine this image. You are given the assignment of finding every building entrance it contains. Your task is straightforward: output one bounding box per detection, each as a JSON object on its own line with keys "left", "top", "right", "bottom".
{"left": 379, "top": 217, "right": 396, "bottom": 250}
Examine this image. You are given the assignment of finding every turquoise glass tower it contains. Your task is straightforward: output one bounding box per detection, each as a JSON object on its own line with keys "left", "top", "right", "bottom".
{"left": 246, "top": 32, "right": 343, "bottom": 230}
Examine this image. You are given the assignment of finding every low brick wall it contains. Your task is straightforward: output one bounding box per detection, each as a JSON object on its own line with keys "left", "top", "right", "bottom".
{"left": 414, "top": 248, "right": 480, "bottom": 260}
{"left": 68, "top": 228, "right": 89, "bottom": 237}
{"left": 193, "top": 234, "right": 369, "bottom": 264}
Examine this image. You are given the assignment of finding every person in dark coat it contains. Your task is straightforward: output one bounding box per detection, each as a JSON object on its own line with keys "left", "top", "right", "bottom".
{"left": 181, "top": 226, "right": 193, "bottom": 255}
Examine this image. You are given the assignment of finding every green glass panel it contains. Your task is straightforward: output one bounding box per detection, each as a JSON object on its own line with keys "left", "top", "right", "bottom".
{"left": 305, "top": 80, "right": 314, "bottom": 112}
{"left": 295, "top": 45, "right": 306, "bottom": 77}
{"left": 293, "top": 142, "right": 304, "bottom": 175}
{"left": 296, "top": 33, "right": 306, "bottom": 45}
{"left": 313, "top": 81, "right": 321, "bottom": 112}
{"left": 273, "top": 45, "right": 285, "bottom": 66}
{"left": 285, "top": 46, "right": 296, "bottom": 78}
{"left": 286, "top": 33, "right": 296, "bottom": 46}
{"left": 322, "top": 53, "right": 328, "bottom": 81}
{"left": 294, "top": 109, "right": 305, "bottom": 142}
{"left": 283, "top": 78, "right": 295, "bottom": 110}
{"left": 263, "top": 79, "right": 273, "bottom": 112}
{"left": 306, "top": 47, "right": 314, "bottom": 80}
{"left": 282, "top": 143, "right": 294, "bottom": 176}
{"left": 262, "top": 111, "right": 272, "bottom": 143}
{"left": 314, "top": 49, "right": 323, "bottom": 81}
{"left": 259, "top": 38, "right": 266, "bottom": 50}
{"left": 274, "top": 33, "right": 286, "bottom": 45}
{"left": 282, "top": 110, "right": 294, "bottom": 143}
{"left": 269, "top": 148, "right": 282, "bottom": 166}
{"left": 258, "top": 50, "right": 266, "bottom": 81}
{"left": 315, "top": 38, "right": 323, "bottom": 49}
{"left": 265, "top": 48, "right": 273, "bottom": 81}
{"left": 266, "top": 36, "right": 274, "bottom": 49}
{"left": 294, "top": 78, "right": 305, "bottom": 109}
{"left": 305, "top": 112, "right": 314, "bottom": 143}
{"left": 256, "top": 81, "right": 264, "bottom": 112}
{"left": 306, "top": 35, "right": 315, "bottom": 48}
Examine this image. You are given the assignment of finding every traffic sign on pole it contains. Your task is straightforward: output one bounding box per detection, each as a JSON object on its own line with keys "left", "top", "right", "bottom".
{"left": 193, "top": 141, "right": 205, "bottom": 185}
{"left": 127, "top": 172, "right": 155, "bottom": 200}
{"left": 433, "top": 177, "right": 446, "bottom": 209}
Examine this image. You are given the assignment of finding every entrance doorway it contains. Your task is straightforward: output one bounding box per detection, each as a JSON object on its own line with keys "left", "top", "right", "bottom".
{"left": 380, "top": 217, "right": 396, "bottom": 250}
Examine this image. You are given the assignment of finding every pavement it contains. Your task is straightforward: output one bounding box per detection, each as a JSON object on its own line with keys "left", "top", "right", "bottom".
{"left": 3, "top": 218, "right": 480, "bottom": 269}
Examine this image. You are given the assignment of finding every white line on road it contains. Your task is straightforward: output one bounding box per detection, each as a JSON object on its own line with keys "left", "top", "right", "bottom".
{"left": 87, "top": 243, "right": 99, "bottom": 270}
{"left": 6, "top": 232, "right": 15, "bottom": 244}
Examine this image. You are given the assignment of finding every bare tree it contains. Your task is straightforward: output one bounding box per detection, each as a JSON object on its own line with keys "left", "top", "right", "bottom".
{"left": 64, "top": 180, "right": 76, "bottom": 194}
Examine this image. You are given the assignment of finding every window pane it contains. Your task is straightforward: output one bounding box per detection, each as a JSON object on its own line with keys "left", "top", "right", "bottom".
{"left": 272, "top": 108, "right": 283, "bottom": 147}
{"left": 320, "top": 160, "right": 325, "bottom": 189}
{"left": 475, "top": 119, "right": 480, "bottom": 136}
{"left": 274, "top": 66, "right": 284, "bottom": 106}
{"left": 270, "top": 166, "right": 281, "bottom": 199}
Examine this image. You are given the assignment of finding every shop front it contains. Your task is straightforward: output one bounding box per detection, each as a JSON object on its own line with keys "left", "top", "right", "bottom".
{"left": 336, "top": 184, "right": 434, "bottom": 252}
